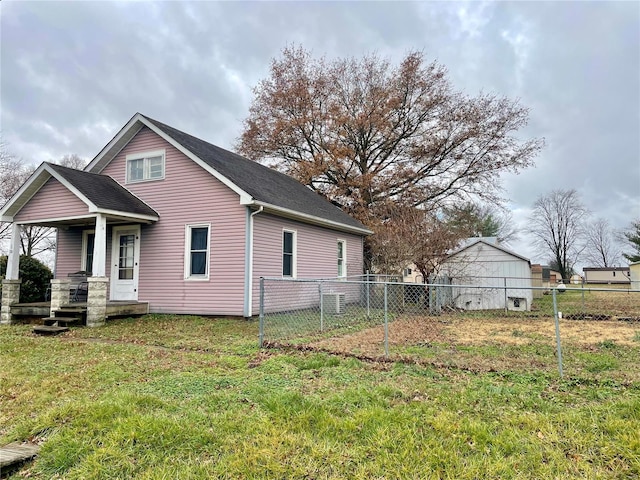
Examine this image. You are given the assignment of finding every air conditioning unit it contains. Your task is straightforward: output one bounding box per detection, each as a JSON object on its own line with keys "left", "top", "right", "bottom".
{"left": 322, "top": 292, "right": 346, "bottom": 315}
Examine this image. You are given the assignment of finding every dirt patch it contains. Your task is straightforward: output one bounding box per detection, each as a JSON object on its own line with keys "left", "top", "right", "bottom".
{"left": 310, "top": 315, "right": 640, "bottom": 356}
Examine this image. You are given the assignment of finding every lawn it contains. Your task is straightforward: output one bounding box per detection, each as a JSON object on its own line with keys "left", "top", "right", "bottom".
{"left": 1, "top": 315, "right": 639, "bottom": 479}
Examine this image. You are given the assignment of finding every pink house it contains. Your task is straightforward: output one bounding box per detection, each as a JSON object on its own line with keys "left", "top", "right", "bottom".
{"left": 1, "top": 113, "right": 371, "bottom": 326}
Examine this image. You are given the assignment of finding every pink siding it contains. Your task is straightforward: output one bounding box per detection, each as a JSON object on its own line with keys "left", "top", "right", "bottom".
{"left": 251, "top": 214, "right": 364, "bottom": 315}
{"left": 14, "top": 178, "right": 88, "bottom": 222}
{"left": 100, "top": 127, "right": 247, "bottom": 315}
{"left": 55, "top": 228, "right": 84, "bottom": 278}
{"left": 55, "top": 226, "right": 113, "bottom": 297}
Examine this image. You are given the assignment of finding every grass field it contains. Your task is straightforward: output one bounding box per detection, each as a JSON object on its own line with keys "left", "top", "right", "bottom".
{"left": 1, "top": 315, "right": 639, "bottom": 478}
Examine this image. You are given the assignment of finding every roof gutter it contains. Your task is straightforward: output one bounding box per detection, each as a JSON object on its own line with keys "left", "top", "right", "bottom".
{"left": 246, "top": 200, "right": 373, "bottom": 236}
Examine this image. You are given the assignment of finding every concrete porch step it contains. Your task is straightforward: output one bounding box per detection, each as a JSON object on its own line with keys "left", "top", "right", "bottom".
{"left": 33, "top": 325, "right": 70, "bottom": 335}
{"left": 43, "top": 316, "right": 83, "bottom": 327}
{"left": 55, "top": 306, "right": 87, "bottom": 313}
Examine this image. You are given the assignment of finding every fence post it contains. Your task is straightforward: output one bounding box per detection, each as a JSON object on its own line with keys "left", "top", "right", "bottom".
{"left": 366, "top": 271, "right": 370, "bottom": 319}
{"left": 504, "top": 277, "right": 508, "bottom": 313}
{"left": 319, "top": 281, "right": 324, "bottom": 332}
{"left": 552, "top": 288, "right": 564, "bottom": 378}
{"left": 259, "top": 277, "right": 265, "bottom": 348}
{"left": 384, "top": 282, "right": 389, "bottom": 358}
{"left": 581, "top": 278, "right": 586, "bottom": 315}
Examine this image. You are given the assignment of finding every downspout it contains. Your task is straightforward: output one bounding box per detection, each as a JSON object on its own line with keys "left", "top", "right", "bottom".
{"left": 244, "top": 206, "right": 264, "bottom": 317}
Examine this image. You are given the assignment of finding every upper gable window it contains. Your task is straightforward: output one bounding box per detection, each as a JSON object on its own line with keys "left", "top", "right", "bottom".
{"left": 126, "top": 149, "right": 165, "bottom": 183}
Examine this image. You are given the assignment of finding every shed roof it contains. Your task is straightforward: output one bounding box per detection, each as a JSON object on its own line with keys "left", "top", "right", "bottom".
{"left": 448, "top": 238, "right": 531, "bottom": 264}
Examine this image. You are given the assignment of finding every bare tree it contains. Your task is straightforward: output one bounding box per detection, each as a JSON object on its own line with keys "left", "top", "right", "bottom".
{"left": 56, "top": 153, "right": 87, "bottom": 170}
{"left": 584, "top": 218, "right": 622, "bottom": 267}
{"left": 368, "top": 203, "right": 468, "bottom": 279}
{"left": 527, "top": 189, "right": 589, "bottom": 281}
{"left": 0, "top": 143, "right": 73, "bottom": 257}
{"left": 238, "top": 47, "right": 543, "bottom": 268}
{"left": 0, "top": 142, "right": 35, "bottom": 248}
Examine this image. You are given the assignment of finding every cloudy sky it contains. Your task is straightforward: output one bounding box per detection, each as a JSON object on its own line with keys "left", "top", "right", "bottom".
{"left": 1, "top": 1, "right": 639, "bottom": 265}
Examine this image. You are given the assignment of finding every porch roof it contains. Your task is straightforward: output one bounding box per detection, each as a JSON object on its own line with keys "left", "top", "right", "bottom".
{"left": 0, "top": 162, "right": 159, "bottom": 225}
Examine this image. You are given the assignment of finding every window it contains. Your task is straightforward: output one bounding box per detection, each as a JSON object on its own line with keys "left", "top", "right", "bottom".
{"left": 337, "top": 240, "right": 346, "bottom": 277}
{"left": 185, "top": 224, "right": 210, "bottom": 280}
{"left": 82, "top": 230, "right": 95, "bottom": 274}
{"left": 126, "top": 149, "right": 165, "bottom": 183}
{"left": 282, "top": 230, "right": 296, "bottom": 277}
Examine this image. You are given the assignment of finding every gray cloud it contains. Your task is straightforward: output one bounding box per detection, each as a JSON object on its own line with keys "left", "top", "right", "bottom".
{"left": 2, "top": 1, "right": 638, "bottom": 265}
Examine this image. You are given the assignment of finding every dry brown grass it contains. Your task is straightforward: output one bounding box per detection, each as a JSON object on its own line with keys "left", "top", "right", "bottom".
{"left": 311, "top": 315, "right": 640, "bottom": 356}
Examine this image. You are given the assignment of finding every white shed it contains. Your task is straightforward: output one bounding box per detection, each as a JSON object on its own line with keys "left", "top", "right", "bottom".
{"left": 439, "top": 238, "right": 533, "bottom": 311}
{"left": 630, "top": 262, "right": 640, "bottom": 291}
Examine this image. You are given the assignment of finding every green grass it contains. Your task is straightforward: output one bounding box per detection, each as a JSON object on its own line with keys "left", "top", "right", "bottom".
{"left": 1, "top": 316, "right": 639, "bottom": 479}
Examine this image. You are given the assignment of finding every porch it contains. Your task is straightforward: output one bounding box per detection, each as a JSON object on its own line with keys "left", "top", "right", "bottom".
{"left": 10, "top": 301, "right": 150, "bottom": 321}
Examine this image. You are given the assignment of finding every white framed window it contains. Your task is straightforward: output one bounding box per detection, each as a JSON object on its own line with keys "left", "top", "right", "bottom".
{"left": 184, "top": 224, "right": 211, "bottom": 280}
{"left": 282, "top": 229, "right": 297, "bottom": 278}
{"left": 337, "top": 239, "right": 347, "bottom": 277}
{"left": 81, "top": 229, "right": 95, "bottom": 274}
{"left": 126, "top": 149, "right": 165, "bottom": 183}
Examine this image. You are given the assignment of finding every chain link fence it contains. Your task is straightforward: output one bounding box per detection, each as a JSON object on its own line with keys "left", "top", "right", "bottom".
{"left": 259, "top": 276, "right": 640, "bottom": 381}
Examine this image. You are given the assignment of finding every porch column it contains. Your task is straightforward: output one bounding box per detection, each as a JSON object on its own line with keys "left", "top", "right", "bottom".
{"left": 49, "top": 279, "right": 71, "bottom": 317}
{"left": 92, "top": 214, "right": 107, "bottom": 277}
{"left": 86, "top": 277, "right": 108, "bottom": 327}
{"left": 1, "top": 224, "right": 22, "bottom": 324}
{"left": 5, "top": 223, "right": 21, "bottom": 280}
{"left": 1, "top": 280, "right": 21, "bottom": 324}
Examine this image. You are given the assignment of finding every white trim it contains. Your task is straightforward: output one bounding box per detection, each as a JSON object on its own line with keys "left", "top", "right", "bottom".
{"left": 5, "top": 224, "right": 21, "bottom": 280}
{"left": 244, "top": 206, "right": 264, "bottom": 317}
{"left": 282, "top": 229, "right": 297, "bottom": 278}
{"left": 86, "top": 116, "right": 144, "bottom": 172}
{"left": 249, "top": 201, "right": 373, "bottom": 236}
{"left": 14, "top": 214, "right": 97, "bottom": 225}
{"left": 0, "top": 163, "right": 96, "bottom": 219}
{"left": 81, "top": 229, "right": 96, "bottom": 273}
{"left": 337, "top": 239, "right": 347, "bottom": 278}
{"left": 184, "top": 223, "right": 211, "bottom": 281}
{"left": 125, "top": 149, "right": 166, "bottom": 184}
{"left": 93, "top": 214, "right": 108, "bottom": 277}
{"left": 90, "top": 208, "right": 158, "bottom": 223}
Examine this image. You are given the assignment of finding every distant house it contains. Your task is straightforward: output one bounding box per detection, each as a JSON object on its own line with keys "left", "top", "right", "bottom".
{"left": 0, "top": 113, "right": 371, "bottom": 325}
{"left": 583, "top": 267, "right": 631, "bottom": 285}
{"left": 439, "top": 238, "right": 533, "bottom": 311}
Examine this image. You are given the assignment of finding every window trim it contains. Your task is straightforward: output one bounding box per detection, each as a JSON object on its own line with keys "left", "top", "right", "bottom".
{"left": 126, "top": 149, "right": 165, "bottom": 184}
{"left": 337, "top": 239, "right": 347, "bottom": 278}
{"left": 282, "top": 229, "right": 297, "bottom": 278}
{"left": 81, "top": 229, "right": 95, "bottom": 274}
{"left": 184, "top": 223, "right": 211, "bottom": 281}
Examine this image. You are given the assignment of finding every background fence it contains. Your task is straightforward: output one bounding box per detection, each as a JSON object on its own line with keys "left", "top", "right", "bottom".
{"left": 259, "top": 276, "right": 640, "bottom": 382}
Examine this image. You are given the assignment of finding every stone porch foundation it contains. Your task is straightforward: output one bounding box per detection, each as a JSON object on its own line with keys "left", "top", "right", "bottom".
{"left": 1, "top": 280, "right": 21, "bottom": 325}
{"left": 86, "top": 277, "right": 109, "bottom": 327}
{"left": 49, "top": 278, "right": 71, "bottom": 317}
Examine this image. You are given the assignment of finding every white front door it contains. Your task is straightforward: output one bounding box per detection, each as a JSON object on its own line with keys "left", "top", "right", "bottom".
{"left": 110, "top": 225, "right": 140, "bottom": 301}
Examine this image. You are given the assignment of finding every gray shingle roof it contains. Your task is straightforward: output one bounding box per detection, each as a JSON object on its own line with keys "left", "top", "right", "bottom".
{"left": 48, "top": 163, "right": 158, "bottom": 217}
{"left": 141, "top": 115, "right": 368, "bottom": 232}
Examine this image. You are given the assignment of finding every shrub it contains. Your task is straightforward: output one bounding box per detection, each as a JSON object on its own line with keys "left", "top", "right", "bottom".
{"left": 0, "top": 255, "right": 53, "bottom": 302}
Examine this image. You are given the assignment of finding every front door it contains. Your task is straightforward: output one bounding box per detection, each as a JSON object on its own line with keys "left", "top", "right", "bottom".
{"left": 110, "top": 225, "right": 140, "bottom": 301}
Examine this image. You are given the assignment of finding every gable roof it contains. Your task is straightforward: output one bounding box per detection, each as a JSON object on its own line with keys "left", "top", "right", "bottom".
{"left": 0, "top": 162, "right": 158, "bottom": 223}
{"left": 47, "top": 163, "right": 158, "bottom": 217}
{"left": 448, "top": 238, "right": 531, "bottom": 264}
{"left": 86, "top": 113, "right": 372, "bottom": 235}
